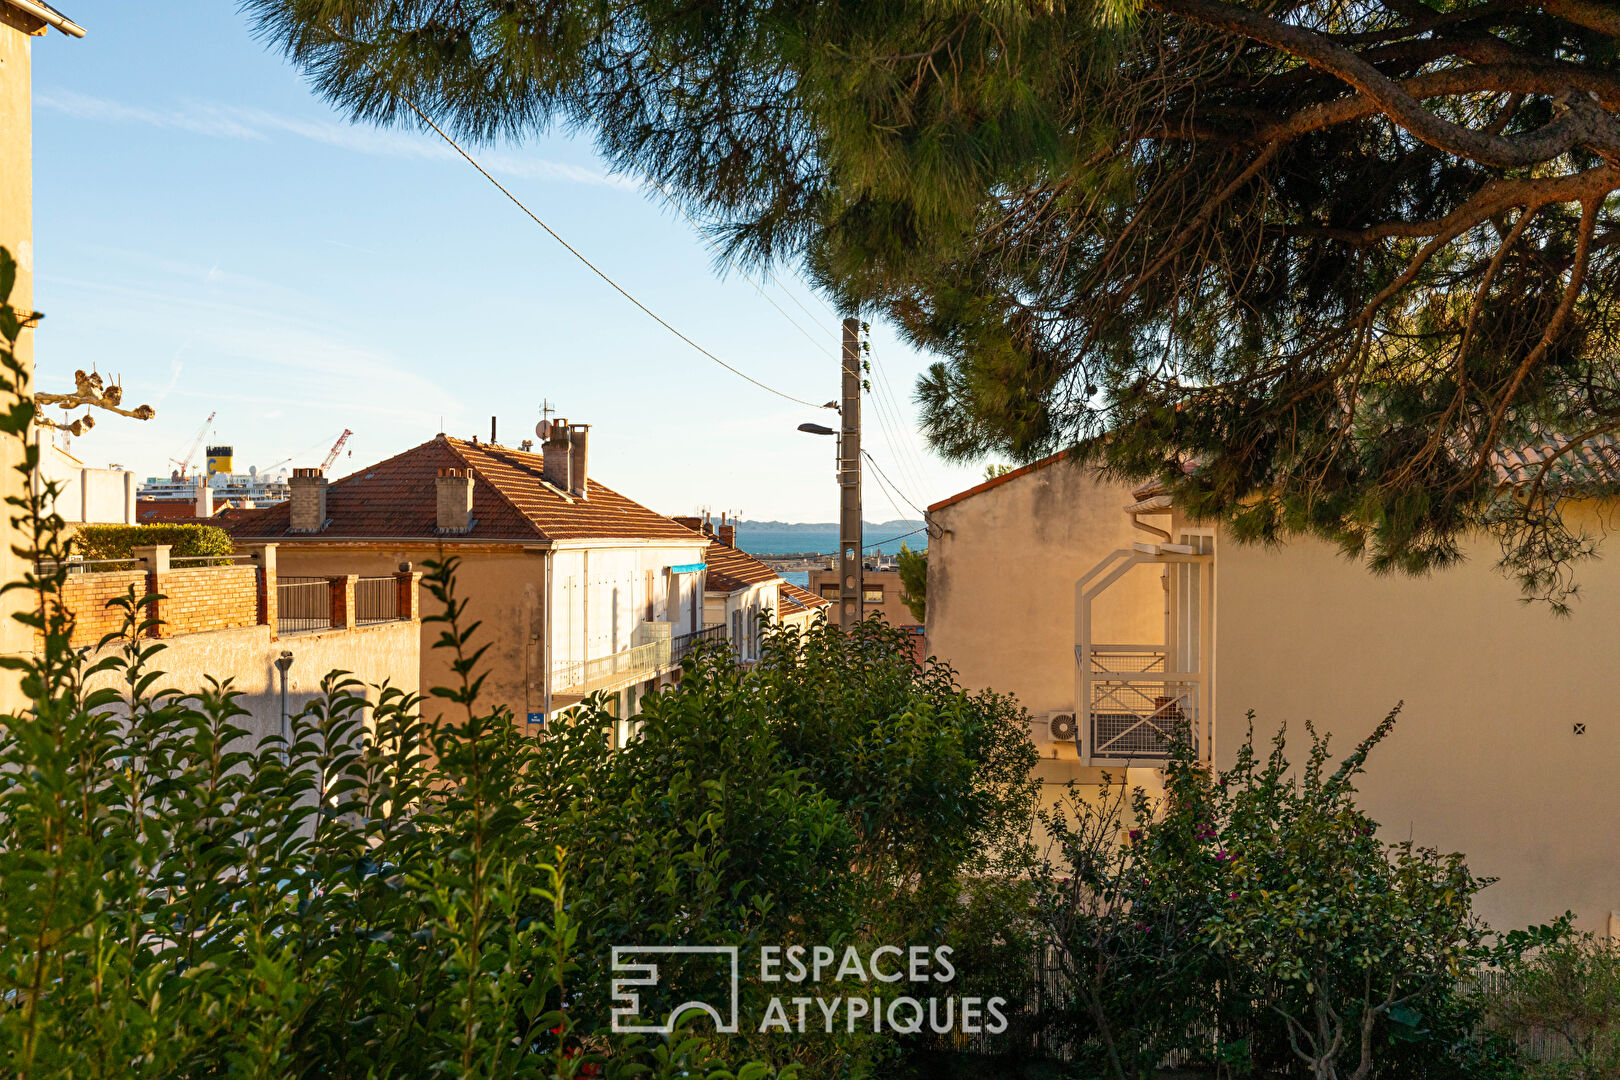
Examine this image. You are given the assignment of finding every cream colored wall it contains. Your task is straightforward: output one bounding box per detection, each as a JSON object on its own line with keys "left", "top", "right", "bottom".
{"left": 275, "top": 540, "right": 706, "bottom": 722}
{"left": 1214, "top": 504, "right": 1620, "bottom": 934}
{"left": 38, "top": 438, "right": 136, "bottom": 523}
{"left": 704, "top": 580, "right": 774, "bottom": 662}
{"left": 0, "top": 18, "right": 34, "bottom": 686}
{"left": 927, "top": 462, "right": 1163, "bottom": 719}
{"left": 83, "top": 619, "right": 420, "bottom": 747}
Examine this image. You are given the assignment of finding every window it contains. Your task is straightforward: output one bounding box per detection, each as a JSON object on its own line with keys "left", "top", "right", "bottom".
{"left": 863, "top": 588, "right": 884, "bottom": 604}
{"left": 819, "top": 584, "right": 840, "bottom": 599}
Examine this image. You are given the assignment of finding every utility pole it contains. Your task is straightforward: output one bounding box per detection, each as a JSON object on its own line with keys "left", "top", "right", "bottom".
{"left": 838, "top": 317, "right": 863, "bottom": 629}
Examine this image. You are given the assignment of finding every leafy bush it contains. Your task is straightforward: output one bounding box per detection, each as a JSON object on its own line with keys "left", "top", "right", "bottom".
{"left": 75, "top": 522, "right": 233, "bottom": 561}
{"left": 895, "top": 543, "right": 926, "bottom": 623}
{"left": 1024, "top": 713, "right": 1519, "bottom": 1080}
{"left": 1487, "top": 931, "right": 1620, "bottom": 1078}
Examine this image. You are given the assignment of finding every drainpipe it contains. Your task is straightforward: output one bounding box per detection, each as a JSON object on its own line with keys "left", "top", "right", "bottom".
{"left": 274, "top": 650, "right": 294, "bottom": 762}
{"left": 541, "top": 550, "right": 553, "bottom": 724}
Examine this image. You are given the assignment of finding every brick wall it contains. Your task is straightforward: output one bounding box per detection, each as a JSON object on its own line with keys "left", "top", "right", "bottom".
{"left": 157, "top": 566, "right": 259, "bottom": 637}
{"left": 54, "top": 565, "right": 260, "bottom": 647}
{"left": 57, "top": 570, "right": 149, "bottom": 646}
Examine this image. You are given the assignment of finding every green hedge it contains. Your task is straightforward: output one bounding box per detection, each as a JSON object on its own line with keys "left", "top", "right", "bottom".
{"left": 74, "top": 523, "right": 234, "bottom": 561}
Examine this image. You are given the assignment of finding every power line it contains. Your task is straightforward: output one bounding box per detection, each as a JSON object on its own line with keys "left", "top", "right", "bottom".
{"left": 862, "top": 450, "right": 928, "bottom": 518}
{"left": 864, "top": 445, "right": 916, "bottom": 524}
{"left": 377, "top": 68, "right": 829, "bottom": 411}
{"left": 559, "top": 106, "right": 946, "bottom": 520}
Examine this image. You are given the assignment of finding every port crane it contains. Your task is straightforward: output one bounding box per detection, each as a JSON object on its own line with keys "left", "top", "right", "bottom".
{"left": 168, "top": 411, "right": 215, "bottom": 478}
{"left": 262, "top": 429, "right": 354, "bottom": 475}
{"left": 321, "top": 429, "right": 353, "bottom": 471}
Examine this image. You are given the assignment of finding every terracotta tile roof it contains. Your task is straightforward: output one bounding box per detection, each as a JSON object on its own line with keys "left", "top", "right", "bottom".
{"left": 779, "top": 580, "right": 831, "bottom": 612}
{"left": 1492, "top": 436, "right": 1620, "bottom": 490}
{"left": 928, "top": 450, "right": 1073, "bottom": 513}
{"left": 137, "top": 500, "right": 207, "bottom": 522}
{"left": 703, "top": 542, "right": 785, "bottom": 594}
{"left": 230, "top": 436, "right": 707, "bottom": 544}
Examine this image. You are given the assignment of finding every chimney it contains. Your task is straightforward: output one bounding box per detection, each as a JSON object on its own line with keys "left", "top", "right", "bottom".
{"left": 718, "top": 511, "right": 735, "bottom": 548}
{"left": 543, "top": 418, "right": 573, "bottom": 491}
{"left": 288, "top": 468, "right": 327, "bottom": 532}
{"left": 673, "top": 515, "right": 704, "bottom": 533}
{"left": 436, "top": 467, "right": 475, "bottom": 533}
{"left": 195, "top": 475, "right": 214, "bottom": 518}
{"left": 569, "top": 423, "right": 590, "bottom": 499}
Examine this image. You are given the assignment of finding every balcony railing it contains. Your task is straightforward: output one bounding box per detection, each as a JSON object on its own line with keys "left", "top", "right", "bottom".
{"left": 355, "top": 576, "right": 399, "bottom": 624}
{"left": 671, "top": 622, "right": 727, "bottom": 665}
{"left": 1081, "top": 645, "right": 1201, "bottom": 761}
{"left": 552, "top": 637, "right": 673, "bottom": 697}
{"left": 277, "top": 578, "right": 332, "bottom": 634}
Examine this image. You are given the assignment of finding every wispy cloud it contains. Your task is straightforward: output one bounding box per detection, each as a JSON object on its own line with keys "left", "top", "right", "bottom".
{"left": 36, "top": 89, "right": 635, "bottom": 189}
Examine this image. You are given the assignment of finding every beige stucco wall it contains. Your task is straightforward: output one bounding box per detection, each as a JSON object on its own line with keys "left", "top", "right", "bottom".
{"left": 82, "top": 619, "right": 420, "bottom": 747}
{"left": 927, "top": 461, "right": 1163, "bottom": 716}
{"left": 274, "top": 539, "right": 707, "bottom": 722}
{"left": 927, "top": 462, "right": 1167, "bottom": 820}
{"left": 0, "top": 17, "right": 35, "bottom": 688}
{"left": 1214, "top": 504, "right": 1620, "bottom": 934}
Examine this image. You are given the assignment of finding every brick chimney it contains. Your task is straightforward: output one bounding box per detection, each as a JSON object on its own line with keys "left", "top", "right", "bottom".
{"left": 569, "top": 423, "right": 590, "bottom": 499}
{"left": 288, "top": 468, "right": 327, "bottom": 532}
{"left": 718, "top": 511, "right": 735, "bottom": 549}
{"left": 543, "top": 419, "right": 573, "bottom": 492}
{"left": 436, "top": 467, "right": 475, "bottom": 533}
{"left": 673, "top": 515, "right": 704, "bottom": 533}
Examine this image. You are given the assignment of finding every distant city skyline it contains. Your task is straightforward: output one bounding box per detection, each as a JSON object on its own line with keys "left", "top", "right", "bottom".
{"left": 27, "top": 3, "right": 985, "bottom": 523}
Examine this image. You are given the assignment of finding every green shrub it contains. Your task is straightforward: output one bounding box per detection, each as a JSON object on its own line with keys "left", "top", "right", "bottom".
{"left": 1487, "top": 931, "right": 1620, "bottom": 1078}
{"left": 1025, "top": 713, "right": 1522, "bottom": 1080}
{"left": 74, "top": 522, "right": 233, "bottom": 561}
{"left": 896, "top": 543, "right": 926, "bottom": 622}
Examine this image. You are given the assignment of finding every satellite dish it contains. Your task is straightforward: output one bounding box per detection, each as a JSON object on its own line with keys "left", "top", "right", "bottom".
{"left": 536, "top": 420, "right": 551, "bottom": 440}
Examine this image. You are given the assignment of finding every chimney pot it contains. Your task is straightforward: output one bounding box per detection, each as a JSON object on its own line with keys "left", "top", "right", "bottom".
{"left": 288, "top": 469, "right": 328, "bottom": 532}
{"left": 436, "top": 468, "right": 475, "bottom": 533}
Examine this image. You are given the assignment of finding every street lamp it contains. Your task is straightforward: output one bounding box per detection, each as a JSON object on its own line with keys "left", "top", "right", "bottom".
{"left": 797, "top": 414, "right": 861, "bottom": 627}
{"left": 274, "top": 650, "right": 294, "bottom": 762}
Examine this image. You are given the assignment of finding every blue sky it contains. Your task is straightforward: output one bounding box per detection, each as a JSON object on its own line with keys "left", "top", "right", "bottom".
{"left": 26, "top": 2, "right": 985, "bottom": 523}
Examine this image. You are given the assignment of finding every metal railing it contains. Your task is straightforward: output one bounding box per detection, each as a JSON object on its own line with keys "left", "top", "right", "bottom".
{"left": 34, "top": 557, "right": 140, "bottom": 574}
{"left": 355, "top": 576, "right": 399, "bottom": 624}
{"left": 277, "top": 578, "right": 332, "bottom": 634}
{"left": 671, "top": 622, "right": 727, "bottom": 665}
{"left": 1083, "top": 646, "right": 1201, "bottom": 761}
{"left": 552, "top": 637, "right": 673, "bottom": 697}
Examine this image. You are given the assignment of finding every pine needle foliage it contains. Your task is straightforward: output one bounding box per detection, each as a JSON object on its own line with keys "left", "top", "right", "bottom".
{"left": 246, "top": 0, "right": 1620, "bottom": 605}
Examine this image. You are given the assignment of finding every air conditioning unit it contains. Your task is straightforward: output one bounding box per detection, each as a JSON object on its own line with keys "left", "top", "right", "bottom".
{"left": 1029, "top": 712, "right": 1081, "bottom": 756}
{"left": 1047, "top": 712, "right": 1078, "bottom": 743}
